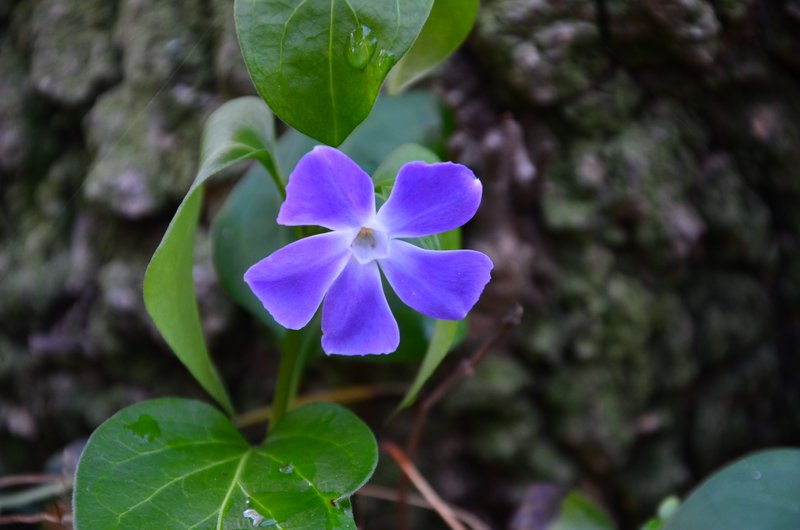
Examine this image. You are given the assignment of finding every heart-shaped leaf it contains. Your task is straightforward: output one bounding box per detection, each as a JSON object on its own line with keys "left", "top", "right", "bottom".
{"left": 235, "top": 0, "right": 434, "bottom": 146}
{"left": 663, "top": 449, "right": 800, "bottom": 530}
{"left": 388, "top": 0, "right": 479, "bottom": 94}
{"left": 143, "top": 97, "right": 279, "bottom": 414}
{"left": 73, "top": 399, "right": 378, "bottom": 529}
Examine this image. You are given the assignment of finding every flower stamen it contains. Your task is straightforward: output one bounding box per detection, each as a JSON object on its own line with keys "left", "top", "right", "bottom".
{"left": 350, "top": 226, "right": 390, "bottom": 264}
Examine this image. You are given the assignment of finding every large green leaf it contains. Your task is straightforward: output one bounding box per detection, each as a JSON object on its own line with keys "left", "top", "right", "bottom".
{"left": 234, "top": 0, "right": 434, "bottom": 146}
{"left": 388, "top": 0, "right": 479, "bottom": 94}
{"left": 73, "top": 399, "right": 377, "bottom": 529}
{"left": 276, "top": 91, "right": 445, "bottom": 177}
{"left": 664, "top": 449, "right": 800, "bottom": 530}
{"left": 143, "top": 97, "right": 278, "bottom": 414}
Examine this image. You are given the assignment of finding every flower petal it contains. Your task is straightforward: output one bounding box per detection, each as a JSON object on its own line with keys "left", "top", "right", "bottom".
{"left": 380, "top": 240, "right": 493, "bottom": 320}
{"left": 321, "top": 259, "right": 399, "bottom": 355}
{"left": 376, "top": 161, "right": 482, "bottom": 238}
{"left": 244, "top": 232, "right": 351, "bottom": 329}
{"left": 277, "top": 146, "right": 375, "bottom": 230}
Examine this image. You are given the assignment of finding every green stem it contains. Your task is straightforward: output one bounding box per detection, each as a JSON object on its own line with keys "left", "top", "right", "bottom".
{"left": 269, "top": 330, "right": 302, "bottom": 432}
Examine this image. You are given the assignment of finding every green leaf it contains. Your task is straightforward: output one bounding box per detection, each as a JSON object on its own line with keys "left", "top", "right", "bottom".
{"left": 73, "top": 399, "right": 378, "bottom": 529}
{"left": 388, "top": 0, "right": 479, "bottom": 94}
{"left": 372, "top": 143, "right": 440, "bottom": 198}
{"left": 235, "top": 0, "right": 434, "bottom": 146}
{"left": 143, "top": 97, "right": 278, "bottom": 414}
{"left": 212, "top": 164, "right": 293, "bottom": 338}
{"left": 277, "top": 91, "right": 445, "bottom": 177}
{"left": 395, "top": 319, "right": 459, "bottom": 410}
{"left": 550, "top": 492, "right": 616, "bottom": 530}
{"left": 663, "top": 449, "right": 800, "bottom": 530}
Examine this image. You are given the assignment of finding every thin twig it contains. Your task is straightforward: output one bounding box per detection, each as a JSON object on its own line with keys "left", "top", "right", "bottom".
{"left": 398, "top": 305, "right": 523, "bottom": 530}
{"left": 383, "top": 442, "right": 468, "bottom": 530}
{"left": 357, "top": 484, "right": 492, "bottom": 530}
{"left": 0, "top": 512, "right": 72, "bottom": 526}
{"left": 0, "top": 474, "right": 69, "bottom": 489}
{"left": 235, "top": 383, "right": 407, "bottom": 428}
{"left": 0, "top": 482, "right": 72, "bottom": 511}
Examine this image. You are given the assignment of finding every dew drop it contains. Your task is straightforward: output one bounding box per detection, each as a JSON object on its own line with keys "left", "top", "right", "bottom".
{"left": 123, "top": 414, "right": 162, "bottom": 443}
{"left": 751, "top": 470, "right": 762, "bottom": 480}
{"left": 279, "top": 463, "right": 293, "bottom": 474}
{"left": 243, "top": 509, "right": 264, "bottom": 526}
{"left": 345, "top": 24, "right": 377, "bottom": 70}
{"left": 259, "top": 520, "right": 278, "bottom": 527}
{"left": 375, "top": 49, "right": 396, "bottom": 76}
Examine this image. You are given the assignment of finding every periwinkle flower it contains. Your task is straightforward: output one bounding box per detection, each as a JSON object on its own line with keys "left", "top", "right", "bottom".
{"left": 244, "top": 146, "right": 493, "bottom": 355}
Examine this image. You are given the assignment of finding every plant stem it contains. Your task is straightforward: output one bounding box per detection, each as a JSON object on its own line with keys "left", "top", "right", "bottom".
{"left": 269, "top": 330, "right": 302, "bottom": 433}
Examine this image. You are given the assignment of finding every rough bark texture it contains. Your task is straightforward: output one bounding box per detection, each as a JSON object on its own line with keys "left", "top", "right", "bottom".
{"left": 1, "top": 0, "right": 799, "bottom": 528}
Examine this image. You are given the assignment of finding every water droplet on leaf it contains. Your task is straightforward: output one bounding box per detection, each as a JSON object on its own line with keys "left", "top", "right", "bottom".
{"left": 243, "top": 509, "right": 264, "bottom": 526}
{"left": 279, "top": 463, "right": 293, "bottom": 474}
{"left": 375, "top": 49, "right": 396, "bottom": 76}
{"left": 752, "top": 470, "right": 762, "bottom": 480}
{"left": 259, "top": 520, "right": 278, "bottom": 527}
{"left": 123, "top": 414, "right": 161, "bottom": 443}
{"left": 345, "top": 25, "right": 377, "bottom": 70}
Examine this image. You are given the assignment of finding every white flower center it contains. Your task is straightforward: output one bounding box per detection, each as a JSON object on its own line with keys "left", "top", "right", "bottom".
{"left": 350, "top": 227, "right": 390, "bottom": 264}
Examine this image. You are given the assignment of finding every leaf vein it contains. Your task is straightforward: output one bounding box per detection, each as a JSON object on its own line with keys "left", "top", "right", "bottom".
{"left": 216, "top": 450, "right": 252, "bottom": 530}
{"left": 257, "top": 451, "right": 337, "bottom": 525}
{"left": 278, "top": 0, "right": 311, "bottom": 83}
{"left": 109, "top": 440, "right": 244, "bottom": 465}
{"left": 394, "top": 0, "right": 401, "bottom": 41}
{"left": 237, "top": 482, "right": 284, "bottom": 529}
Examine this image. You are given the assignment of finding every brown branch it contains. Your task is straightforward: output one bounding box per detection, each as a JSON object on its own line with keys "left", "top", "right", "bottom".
{"left": 383, "top": 442, "right": 468, "bottom": 530}
{"left": 398, "top": 305, "right": 523, "bottom": 530}
{"left": 357, "top": 484, "right": 492, "bottom": 530}
{"left": 0, "top": 474, "right": 70, "bottom": 489}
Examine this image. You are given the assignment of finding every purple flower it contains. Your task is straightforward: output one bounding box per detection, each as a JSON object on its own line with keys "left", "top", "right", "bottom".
{"left": 244, "top": 146, "right": 493, "bottom": 356}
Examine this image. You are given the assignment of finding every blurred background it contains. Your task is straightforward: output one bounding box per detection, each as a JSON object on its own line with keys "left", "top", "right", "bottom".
{"left": 1, "top": 0, "right": 799, "bottom": 528}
